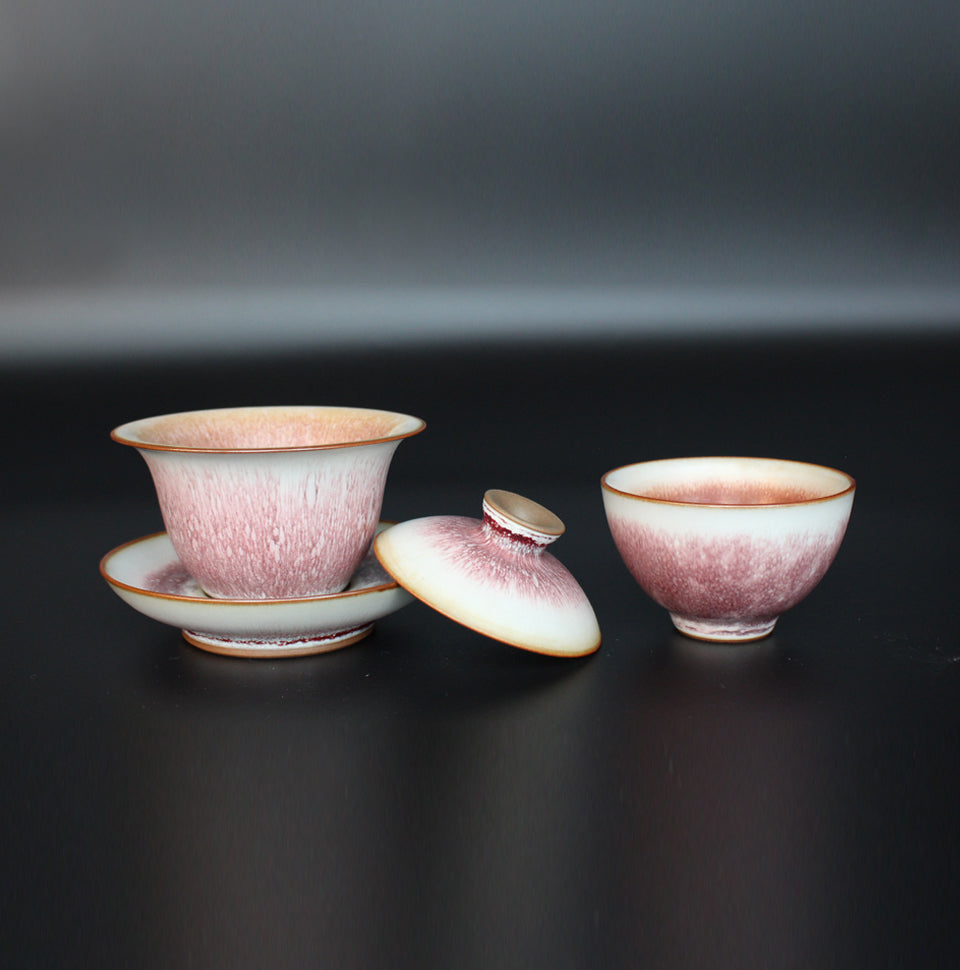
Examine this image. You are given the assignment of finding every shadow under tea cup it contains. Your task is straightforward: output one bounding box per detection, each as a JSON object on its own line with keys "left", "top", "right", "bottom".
{"left": 601, "top": 457, "right": 855, "bottom": 642}
{"left": 112, "top": 405, "right": 425, "bottom": 599}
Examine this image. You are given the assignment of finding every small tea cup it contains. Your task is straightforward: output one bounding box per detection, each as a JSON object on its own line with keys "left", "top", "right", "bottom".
{"left": 601, "top": 457, "right": 855, "bottom": 641}
{"left": 112, "top": 405, "right": 425, "bottom": 599}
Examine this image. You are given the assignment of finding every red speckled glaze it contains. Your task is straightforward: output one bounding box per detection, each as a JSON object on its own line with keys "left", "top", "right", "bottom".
{"left": 179, "top": 624, "right": 376, "bottom": 658}
{"left": 607, "top": 518, "right": 847, "bottom": 638}
{"left": 427, "top": 516, "right": 583, "bottom": 609}
{"left": 143, "top": 448, "right": 391, "bottom": 599}
{"left": 113, "top": 406, "right": 425, "bottom": 599}
{"left": 601, "top": 457, "right": 856, "bottom": 641}
{"left": 145, "top": 561, "right": 199, "bottom": 596}
{"left": 374, "top": 489, "right": 601, "bottom": 656}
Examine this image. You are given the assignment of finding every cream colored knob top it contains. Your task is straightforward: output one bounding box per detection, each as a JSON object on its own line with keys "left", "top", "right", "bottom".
{"left": 481, "top": 489, "right": 565, "bottom": 547}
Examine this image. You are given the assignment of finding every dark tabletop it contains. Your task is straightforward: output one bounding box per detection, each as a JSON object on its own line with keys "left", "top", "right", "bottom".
{"left": 2, "top": 332, "right": 959, "bottom": 969}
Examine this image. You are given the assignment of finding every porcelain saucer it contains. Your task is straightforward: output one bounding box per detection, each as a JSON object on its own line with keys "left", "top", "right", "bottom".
{"left": 100, "top": 524, "right": 413, "bottom": 658}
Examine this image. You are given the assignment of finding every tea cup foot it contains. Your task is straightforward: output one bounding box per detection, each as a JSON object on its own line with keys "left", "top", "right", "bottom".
{"left": 669, "top": 614, "right": 778, "bottom": 643}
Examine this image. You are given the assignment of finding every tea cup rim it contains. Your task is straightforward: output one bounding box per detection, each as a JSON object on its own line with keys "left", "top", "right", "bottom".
{"left": 601, "top": 456, "right": 856, "bottom": 509}
{"left": 111, "top": 404, "right": 426, "bottom": 454}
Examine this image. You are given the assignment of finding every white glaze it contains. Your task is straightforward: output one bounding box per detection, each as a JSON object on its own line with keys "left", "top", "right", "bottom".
{"left": 111, "top": 405, "right": 425, "bottom": 599}
{"left": 101, "top": 524, "right": 413, "bottom": 657}
{"left": 602, "top": 457, "right": 855, "bottom": 642}
{"left": 375, "top": 490, "right": 601, "bottom": 657}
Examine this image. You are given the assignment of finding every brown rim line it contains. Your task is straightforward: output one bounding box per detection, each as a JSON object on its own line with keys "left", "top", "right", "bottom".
{"left": 411, "top": 587, "right": 601, "bottom": 657}
{"left": 600, "top": 456, "right": 856, "bottom": 509}
{"left": 99, "top": 527, "right": 402, "bottom": 605}
{"left": 110, "top": 406, "right": 426, "bottom": 454}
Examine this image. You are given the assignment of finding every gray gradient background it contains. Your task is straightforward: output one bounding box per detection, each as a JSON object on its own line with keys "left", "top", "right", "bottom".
{"left": 2, "top": 0, "right": 958, "bottom": 360}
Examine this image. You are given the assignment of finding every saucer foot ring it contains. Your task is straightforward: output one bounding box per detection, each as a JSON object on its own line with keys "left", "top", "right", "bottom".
{"left": 670, "top": 614, "right": 778, "bottom": 643}
{"left": 182, "top": 623, "right": 374, "bottom": 658}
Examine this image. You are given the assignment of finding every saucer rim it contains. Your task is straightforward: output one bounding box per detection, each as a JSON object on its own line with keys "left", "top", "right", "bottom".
{"left": 100, "top": 524, "right": 401, "bottom": 606}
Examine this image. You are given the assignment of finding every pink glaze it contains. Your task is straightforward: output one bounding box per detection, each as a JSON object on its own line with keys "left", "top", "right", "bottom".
{"left": 601, "top": 457, "right": 855, "bottom": 641}
{"left": 373, "top": 489, "right": 601, "bottom": 655}
{"left": 125, "top": 406, "right": 413, "bottom": 450}
{"left": 145, "top": 561, "right": 199, "bottom": 597}
{"left": 424, "top": 515, "right": 585, "bottom": 610}
{"left": 143, "top": 449, "right": 391, "bottom": 599}
{"left": 643, "top": 482, "right": 821, "bottom": 505}
{"left": 606, "top": 517, "right": 847, "bottom": 624}
{"left": 114, "top": 406, "right": 425, "bottom": 599}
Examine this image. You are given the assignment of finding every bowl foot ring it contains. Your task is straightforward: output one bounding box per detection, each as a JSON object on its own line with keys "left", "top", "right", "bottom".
{"left": 181, "top": 623, "right": 374, "bottom": 658}
{"left": 670, "top": 614, "right": 777, "bottom": 643}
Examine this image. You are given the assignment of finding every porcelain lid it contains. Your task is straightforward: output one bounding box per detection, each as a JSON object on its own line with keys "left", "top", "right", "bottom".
{"left": 373, "top": 490, "right": 601, "bottom": 657}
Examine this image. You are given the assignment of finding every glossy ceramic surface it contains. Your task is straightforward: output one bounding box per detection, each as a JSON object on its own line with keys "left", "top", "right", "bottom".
{"left": 374, "top": 490, "right": 601, "bottom": 657}
{"left": 602, "top": 457, "right": 855, "bottom": 642}
{"left": 100, "top": 524, "right": 413, "bottom": 657}
{"left": 112, "top": 405, "right": 425, "bottom": 599}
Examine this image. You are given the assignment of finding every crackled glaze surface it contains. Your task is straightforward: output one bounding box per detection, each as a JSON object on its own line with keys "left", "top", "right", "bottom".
{"left": 602, "top": 457, "right": 855, "bottom": 642}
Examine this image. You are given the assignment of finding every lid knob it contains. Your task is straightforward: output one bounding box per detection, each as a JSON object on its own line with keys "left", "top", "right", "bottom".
{"left": 481, "top": 489, "right": 565, "bottom": 549}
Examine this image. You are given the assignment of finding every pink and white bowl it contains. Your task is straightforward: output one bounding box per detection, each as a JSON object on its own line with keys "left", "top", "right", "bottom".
{"left": 601, "top": 457, "right": 855, "bottom": 642}
{"left": 111, "top": 405, "right": 425, "bottom": 600}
